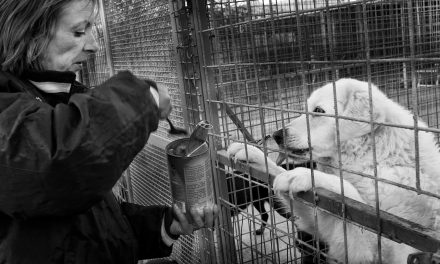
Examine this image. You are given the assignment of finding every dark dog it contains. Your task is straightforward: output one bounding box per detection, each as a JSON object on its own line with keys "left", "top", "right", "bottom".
{"left": 226, "top": 171, "right": 289, "bottom": 235}
{"left": 226, "top": 153, "right": 326, "bottom": 263}
{"left": 225, "top": 162, "right": 313, "bottom": 235}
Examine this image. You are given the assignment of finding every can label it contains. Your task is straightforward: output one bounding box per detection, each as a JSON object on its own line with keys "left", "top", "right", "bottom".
{"left": 166, "top": 138, "right": 213, "bottom": 222}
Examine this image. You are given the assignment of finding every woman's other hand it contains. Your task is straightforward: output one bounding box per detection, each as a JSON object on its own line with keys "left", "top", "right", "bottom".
{"left": 169, "top": 203, "right": 219, "bottom": 236}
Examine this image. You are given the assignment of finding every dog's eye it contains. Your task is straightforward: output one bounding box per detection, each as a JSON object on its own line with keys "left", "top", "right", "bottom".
{"left": 313, "top": 106, "right": 325, "bottom": 113}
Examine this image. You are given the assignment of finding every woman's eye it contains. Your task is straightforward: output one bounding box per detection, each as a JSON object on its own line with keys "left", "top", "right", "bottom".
{"left": 313, "top": 106, "right": 325, "bottom": 113}
{"left": 74, "top": 31, "right": 86, "bottom": 37}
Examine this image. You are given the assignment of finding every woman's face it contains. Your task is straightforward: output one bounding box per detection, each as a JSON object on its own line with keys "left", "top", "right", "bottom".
{"left": 40, "top": 0, "right": 98, "bottom": 72}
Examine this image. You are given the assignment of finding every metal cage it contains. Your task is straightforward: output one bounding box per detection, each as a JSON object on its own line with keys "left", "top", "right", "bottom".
{"left": 171, "top": 0, "right": 440, "bottom": 263}
{"left": 83, "top": 0, "right": 440, "bottom": 263}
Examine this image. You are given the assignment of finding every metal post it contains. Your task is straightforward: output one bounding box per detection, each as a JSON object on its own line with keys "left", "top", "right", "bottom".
{"left": 97, "top": 0, "right": 136, "bottom": 204}
{"left": 191, "top": 0, "right": 237, "bottom": 263}
{"left": 169, "top": 0, "right": 190, "bottom": 131}
{"left": 98, "top": 0, "right": 115, "bottom": 76}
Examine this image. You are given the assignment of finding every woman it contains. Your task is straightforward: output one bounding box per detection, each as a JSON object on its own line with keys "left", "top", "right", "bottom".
{"left": 0, "top": 0, "right": 218, "bottom": 263}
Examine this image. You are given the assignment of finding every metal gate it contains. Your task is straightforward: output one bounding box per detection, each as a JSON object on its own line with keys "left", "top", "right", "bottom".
{"left": 82, "top": 0, "right": 214, "bottom": 263}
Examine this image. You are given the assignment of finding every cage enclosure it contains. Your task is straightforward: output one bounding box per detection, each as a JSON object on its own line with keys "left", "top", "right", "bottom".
{"left": 83, "top": 0, "right": 440, "bottom": 263}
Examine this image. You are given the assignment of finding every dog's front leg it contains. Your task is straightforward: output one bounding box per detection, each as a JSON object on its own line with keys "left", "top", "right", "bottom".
{"left": 227, "top": 142, "right": 286, "bottom": 175}
{"left": 273, "top": 168, "right": 377, "bottom": 263}
{"left": 273, "top": 167, "right": 364, "bottom": 203}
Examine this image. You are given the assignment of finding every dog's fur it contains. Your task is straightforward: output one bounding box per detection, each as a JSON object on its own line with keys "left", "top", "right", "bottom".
{"left": 228, "top": 78, "right": 440, "bottom": 263}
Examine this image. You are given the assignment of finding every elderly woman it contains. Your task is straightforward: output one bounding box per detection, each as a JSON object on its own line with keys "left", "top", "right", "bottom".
{"left": 0, "top": 0, "right": 218, "bottom": 263}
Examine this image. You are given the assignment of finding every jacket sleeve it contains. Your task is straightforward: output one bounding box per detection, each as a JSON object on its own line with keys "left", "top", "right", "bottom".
{"left": 121, "top": 203, "right": 174, "bottom": 260}
{"left": 0, "top": 71, "right": 159, "bottom": 218}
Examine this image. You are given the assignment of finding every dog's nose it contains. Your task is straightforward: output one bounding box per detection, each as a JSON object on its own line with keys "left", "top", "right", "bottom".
{"left": 273, "top": 129, "right": 284, "bottom": 145}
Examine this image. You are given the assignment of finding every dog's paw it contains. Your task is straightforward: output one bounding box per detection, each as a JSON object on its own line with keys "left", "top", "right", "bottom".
{"left": 227, "top": 142, "right": 266, "bottom": 165}
{"left": 273, "top": 167, "right": 313, "bottom": 197}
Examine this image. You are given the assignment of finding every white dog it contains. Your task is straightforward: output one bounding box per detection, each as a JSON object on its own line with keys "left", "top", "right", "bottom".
{"left": 228, "top": 78, "right": 440, "bottom": 263}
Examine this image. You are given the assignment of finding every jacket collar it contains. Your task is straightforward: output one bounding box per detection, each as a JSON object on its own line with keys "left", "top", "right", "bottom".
{"left": 22, "top": 70, "right": 77, "bottom": 83}
{"left": 22, "top": 70, "right": 77, "bottom": 94}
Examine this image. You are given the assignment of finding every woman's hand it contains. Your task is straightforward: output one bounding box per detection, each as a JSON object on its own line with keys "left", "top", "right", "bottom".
{"left": 169, "top": 203, "right": 219, "bottom": 236}
{"left": 145, "top": 80, "right": 172, "bottom": 119}
{"left": 157, "top": 85, "right": 172, "bottom": 119}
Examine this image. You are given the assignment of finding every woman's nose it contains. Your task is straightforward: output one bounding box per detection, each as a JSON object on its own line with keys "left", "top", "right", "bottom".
{"left": 85, "top": 32, "right": 99, "bottom": 53}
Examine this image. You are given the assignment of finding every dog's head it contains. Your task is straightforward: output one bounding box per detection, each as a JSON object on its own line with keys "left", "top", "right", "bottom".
{"left": 273, "top": 78, "right": 392, "bottom": 160}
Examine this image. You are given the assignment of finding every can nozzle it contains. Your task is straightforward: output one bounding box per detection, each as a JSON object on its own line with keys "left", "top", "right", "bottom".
{"left": 185, "top": 120, "right": 212, "bottom": 157}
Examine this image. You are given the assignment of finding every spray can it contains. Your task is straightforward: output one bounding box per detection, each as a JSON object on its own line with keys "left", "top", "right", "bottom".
{"left": 166, "top": 121, "right": 214, "bottom": 223}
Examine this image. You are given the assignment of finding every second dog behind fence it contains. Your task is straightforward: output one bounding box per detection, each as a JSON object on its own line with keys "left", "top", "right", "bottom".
{"left": 226, "top": 161, "right": 327, "bottom": 263}
{"left": 226, "top": 171, "right": 280, "bottom": 235}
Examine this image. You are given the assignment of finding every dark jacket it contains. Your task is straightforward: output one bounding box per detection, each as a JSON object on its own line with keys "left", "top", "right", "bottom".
{"left": 0, "top": 70, "right": 173, "bottom": 263}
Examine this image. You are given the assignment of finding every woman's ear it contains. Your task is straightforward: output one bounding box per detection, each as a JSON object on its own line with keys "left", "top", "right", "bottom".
{"left": 338, "top": 84, "right": 385, "bottom": 142}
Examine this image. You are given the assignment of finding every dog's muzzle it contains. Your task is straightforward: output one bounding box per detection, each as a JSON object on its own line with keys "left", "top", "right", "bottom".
{"left": 273, "top": 129, "right": 311, "bottom": 165}
{"left": 272, "top": 128, "right": 285, "bottom": 145}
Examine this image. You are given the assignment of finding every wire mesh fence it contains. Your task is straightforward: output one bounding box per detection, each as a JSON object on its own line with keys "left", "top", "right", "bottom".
{"left": 195, "top": 0, "right": 440, "bottom": 263}
{"left": 82, "top": 0, "right": 209, "bottom": 263}
{"left": 208, "top": 0, "right": 440, "bottom": 143}
{"left": 82, "top": 0, "right": 440, "bottom": 263}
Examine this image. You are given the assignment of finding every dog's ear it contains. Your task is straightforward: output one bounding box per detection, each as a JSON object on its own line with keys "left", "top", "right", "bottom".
{"left": 338, "top": 83, "right": 385, "bottom": 141}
